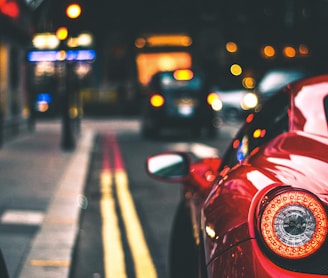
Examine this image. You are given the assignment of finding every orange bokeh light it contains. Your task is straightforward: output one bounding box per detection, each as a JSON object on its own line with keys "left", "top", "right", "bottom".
{"left": 262, "top": 45, "right": 275, "bottom": 58}
{"left": 283, "top": 46, "right": 296, "bottom": 58}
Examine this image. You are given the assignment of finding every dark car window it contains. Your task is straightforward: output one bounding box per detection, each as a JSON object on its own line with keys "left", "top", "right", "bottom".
{"left": 324, "top": 96, "right": 328, "bottom": 124}
{"left": 220, "top": 91, "right": 289, "bottom": 170}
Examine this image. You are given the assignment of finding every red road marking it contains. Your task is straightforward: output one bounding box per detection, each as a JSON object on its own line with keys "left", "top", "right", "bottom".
{"left": 102, "top": 133, "right": 125, "bottom": 171}
{"left": 102, "top": 134, "right": 112, "bottom": 171}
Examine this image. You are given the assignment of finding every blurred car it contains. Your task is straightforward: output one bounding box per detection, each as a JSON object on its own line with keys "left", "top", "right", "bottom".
{"left": 141, "top": 69, "right": 220, "bottom": 138}
{"left": 145, "top": 74, "right": 328, "bottom": 277}
{"left": 255, "top": 68, "right": 311, "bottom": 108}
{"left": 210, "top": 86, "right": 258, "bottom": 122}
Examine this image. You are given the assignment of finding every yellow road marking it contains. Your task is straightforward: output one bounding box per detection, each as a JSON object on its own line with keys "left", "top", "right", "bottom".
{"left": 30, "top": 259, "right": 70, "bottom": 267}
{"left": 100, "top": 171, "right": 127, "bottom": 278}
{"left": 115, "top": 170, "right": 157, "bottom": 278}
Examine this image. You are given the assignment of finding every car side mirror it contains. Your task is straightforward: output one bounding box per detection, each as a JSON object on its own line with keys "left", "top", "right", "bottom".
{"left": 146, "top": 152, "right": 190, "bottom": 181}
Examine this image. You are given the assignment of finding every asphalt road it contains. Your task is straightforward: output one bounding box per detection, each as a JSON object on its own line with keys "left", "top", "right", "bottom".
{"left": 69, "top": 117, "right": 239, "bottom": 278}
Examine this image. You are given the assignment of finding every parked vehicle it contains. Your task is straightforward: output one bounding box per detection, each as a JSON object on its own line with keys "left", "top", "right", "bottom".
{"left": 146, "top": 74, "right": 328, "bottom": 277}
{"left": 141, "top": 69, "right": 220, "bottom": 138}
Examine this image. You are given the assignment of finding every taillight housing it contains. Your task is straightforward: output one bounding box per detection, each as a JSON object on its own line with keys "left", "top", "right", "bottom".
{"left": 150, "top": 94, "right": 164, "bottom": 108}
{"left": 258, "top": 188, "right": 328, "bottom": 260}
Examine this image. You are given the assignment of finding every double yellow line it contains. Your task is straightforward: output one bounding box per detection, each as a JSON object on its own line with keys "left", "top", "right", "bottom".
{"left": 100, "top": 135, "right": 157, "bottom": 278}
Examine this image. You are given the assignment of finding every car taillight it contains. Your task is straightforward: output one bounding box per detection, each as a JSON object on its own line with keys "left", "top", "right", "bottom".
{"left": 259, "top": 189, "right": 328, "bottom": 259}
{"left": 150, "top": 94, "right": 164, "bottom": 107}
{"left": 207, "top": 92, "right": 222, "bottom": 111}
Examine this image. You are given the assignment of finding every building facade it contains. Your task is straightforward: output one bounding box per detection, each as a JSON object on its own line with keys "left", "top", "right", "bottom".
{"left": 0, "top": 0, "right": 39, "bottom": 144}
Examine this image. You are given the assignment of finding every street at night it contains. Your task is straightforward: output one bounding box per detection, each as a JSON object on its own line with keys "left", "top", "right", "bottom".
{"left": 2, "top": 0, "right": 328, "bottom": 277}
{"left": 0, "top": 118, "right": 238, "bottom": 277}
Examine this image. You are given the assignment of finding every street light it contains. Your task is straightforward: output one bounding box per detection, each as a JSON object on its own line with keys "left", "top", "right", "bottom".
{"left": 66, "top": 3, "right": 81, "bottom": 19}
{"left": 58, "top": 3, "right": 82, "bottom": 150}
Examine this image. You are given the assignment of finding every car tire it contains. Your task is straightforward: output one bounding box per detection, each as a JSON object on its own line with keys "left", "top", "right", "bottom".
{"left": 169, "top": 201, "right": 199, "bottom": 278}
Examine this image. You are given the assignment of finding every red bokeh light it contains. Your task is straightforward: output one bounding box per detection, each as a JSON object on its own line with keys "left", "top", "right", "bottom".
{"left": 0, "top": 0, "right": 20, "bottom": 18}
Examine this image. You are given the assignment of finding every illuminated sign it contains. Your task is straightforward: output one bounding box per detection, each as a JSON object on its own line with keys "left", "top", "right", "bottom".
{"left": 136, "top": 52, "right": 192, "bottom": 85}
{"left": 135, "top": 34, "right": 192, "bottom": 48}
{"left": 28, "top": 51, "right": 59, "bottom": 62}
{"left": 67, "top": 50, "right": 96, "bottom": 61}
{"left": 28, "top": 50, "right": 96, "bottom": 62}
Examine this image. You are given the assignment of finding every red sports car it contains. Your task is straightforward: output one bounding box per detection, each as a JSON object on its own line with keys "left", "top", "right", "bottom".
{"left": 146, "top": 74, "right": 328, "bottom": 278}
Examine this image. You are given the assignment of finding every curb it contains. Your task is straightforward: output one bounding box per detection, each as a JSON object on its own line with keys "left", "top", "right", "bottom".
{"left": 19, "top": 129, "right": 95, "bottom": 278}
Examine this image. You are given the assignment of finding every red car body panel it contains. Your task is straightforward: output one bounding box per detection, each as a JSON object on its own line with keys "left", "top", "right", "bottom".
{"left": 203, "top": 134, "right": 328, "bottom": 277}
{"left": 200, "top": 75, "right": 328, "bottom": 277}
{"left": 146, "top": 74, "right": 328, "bottom": 277}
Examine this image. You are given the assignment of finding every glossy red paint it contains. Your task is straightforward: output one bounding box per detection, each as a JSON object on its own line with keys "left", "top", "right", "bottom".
{"left": 146, "top": 74, "right": 328, "bottom": 277}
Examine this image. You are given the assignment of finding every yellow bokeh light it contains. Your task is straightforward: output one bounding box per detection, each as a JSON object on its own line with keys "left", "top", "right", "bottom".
{"left": 150, "top": 94, "right": 165, "bottom": 107}
{"left": 226, "top": 41, "right": 238, "bottom": 53}
{"left": 66, "top": 3, "right": 81, "bottom": 19}
{"left": 173, "top": 69, "right": 194, "bottom": 81}
{"left": 230, "top": 64, "right": 242, "bottom": 76}
{"left": 56, "top": 26, "right": 68, "bottom": 41}
{"left": 67, "top": 37, "right": 79, "bottom": 48}
{"left": 253, "top": 129, "right": 262, "bottom": 138}
{"left": 283, "top": 46, "right": 296, "bottom": 58}
{"left": 148, "top": 35, "right": 192, "bottom": 47}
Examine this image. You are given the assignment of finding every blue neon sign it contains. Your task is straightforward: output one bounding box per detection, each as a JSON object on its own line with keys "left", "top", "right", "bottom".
{"left": 66, "top": 50, "right": 96, "bottom": 61}
{"left": 28, "top": 50, "right": 96, "bottom": 62}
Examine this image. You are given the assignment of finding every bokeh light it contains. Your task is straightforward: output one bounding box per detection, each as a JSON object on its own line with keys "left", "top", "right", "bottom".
{"left": 66, "top": 3, "right": 81, "bottom": 19}
{"left": 230, "top": 64, "right": 242, "bottom": 76}
{"left": 226, "top": 41, "right": 238, "bottom": 53}
{"left": 283, "top": 46, "right": 296, "bottom": 58}
{"left": 262, "top": 45, "right": 275, "bottom": 59}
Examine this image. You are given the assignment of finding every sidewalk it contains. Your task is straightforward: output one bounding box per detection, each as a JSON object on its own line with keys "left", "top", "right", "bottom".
{"left": 0, "top": 121, "right": 95, "bottom": 277}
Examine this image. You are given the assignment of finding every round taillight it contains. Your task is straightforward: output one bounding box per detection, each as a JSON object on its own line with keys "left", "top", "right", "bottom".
{"left": 150, "top": 94, "right": 164, "bottom": 107}
{"left": 260, "top": 190, "right": 328, "bottom": 259}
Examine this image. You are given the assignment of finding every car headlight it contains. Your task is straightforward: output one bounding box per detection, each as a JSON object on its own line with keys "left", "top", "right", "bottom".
{"left": 241, "top": 92, "right": 258, "bottom": 110}
{"left": 258, "top": 188, "right": 328, "bottom": 259}
{"left": 207, "top": 92, "right": 222, "bottom": 111}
